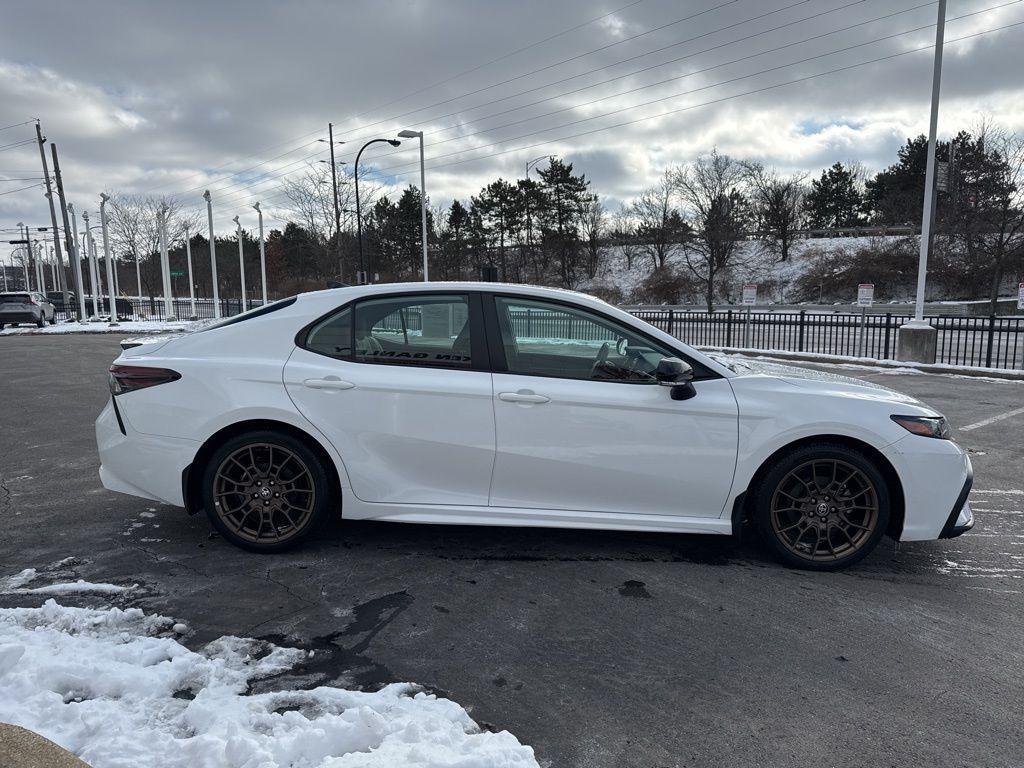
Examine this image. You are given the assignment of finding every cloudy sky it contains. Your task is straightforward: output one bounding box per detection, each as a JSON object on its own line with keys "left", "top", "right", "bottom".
{"left": 1, "top": 0, "right": 1022, "bottom": 246}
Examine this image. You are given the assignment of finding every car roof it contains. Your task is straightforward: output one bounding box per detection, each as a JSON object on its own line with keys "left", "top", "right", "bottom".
{"left": 295, "top": 281, "right": 615, "bottom": 310}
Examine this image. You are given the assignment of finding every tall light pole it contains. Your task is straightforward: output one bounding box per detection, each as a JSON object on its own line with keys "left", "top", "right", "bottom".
{"left": 354, "top": 137, "right": 401, "bottom": 284}
{"left": 184, "top": 225, "right": 197, "bottom": 320}
{"left": 398, "top": 129, "right": 429, "bottom": 281}
{"left": 253, "top": 202, "right": 267, "bottom": 304}
{"left": 232, "top": 215, "right": 247, "bottom": 313}
{"left": 99, "top": 193, "right": 119, "bottom": 327}
{"left": 68, "top": 204, "right": 87, "bottom": 321}
{"left": 204, "top": 190, "right": 221, "bottom": 319}
{"left": 35, "top": 121, "right": 67, "bottom": 302}
{"left": 319, "top": 125, "right": 346, "bottom": 282}
{"left": 898, "top": 0, "right": 946, "bottom": 363}
{"left": 157, "top": 205, "right": 175, "bottom": 321}
{"left": 82, "top": 211, "right": 100, "bottom": 318}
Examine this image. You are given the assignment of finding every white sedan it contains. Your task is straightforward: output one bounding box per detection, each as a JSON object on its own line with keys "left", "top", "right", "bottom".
{"left": 96, "top": 283, "right": 973, "bottom": 570}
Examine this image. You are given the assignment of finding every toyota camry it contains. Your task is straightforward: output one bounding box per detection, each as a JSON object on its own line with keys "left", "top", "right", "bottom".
{"left": 95, "top": 283, "right": 973, "bottom": 570}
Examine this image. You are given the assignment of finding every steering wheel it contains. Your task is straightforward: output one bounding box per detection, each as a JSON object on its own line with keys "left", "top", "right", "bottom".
{"left": 591, "top": 341, "right": 610, "bottom": 377}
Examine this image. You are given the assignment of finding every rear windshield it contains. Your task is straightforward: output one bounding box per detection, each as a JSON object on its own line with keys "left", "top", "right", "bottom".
{"left": 0, "top": 294, "right": 30, "bottom": 304}
{"left": 197, "top": 297, "right": 297, "bottom": 332}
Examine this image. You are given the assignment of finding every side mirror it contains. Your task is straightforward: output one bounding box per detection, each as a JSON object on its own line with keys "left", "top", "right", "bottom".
{"left": 655, "top": 357, "right": 697, "bottom": 400}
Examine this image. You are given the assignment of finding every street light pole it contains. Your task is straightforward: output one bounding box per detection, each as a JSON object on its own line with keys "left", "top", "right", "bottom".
{"left": 99, "top": 193, "right": 119, "bottom": 326}
{"left": 157, "top": 206, "right": 175, "bottom": 321}
{"left": 233, "top": 215, "right": 246, "bottom": 313}
{"left": 204, "top": 190, "right": 221, "bottom": 319}
{"left": 354, "top": 137, "right": 401, "bottom": 284}
{"left": 398, "top": 129, "right": 429, "bottom": 281}
{"left": 68, "top": 204, "right": 87, "bottom": 321}
{"left": 185, "top": 225, "right": 197, "bottom": 319}
{"left": 898, "top": 0, "right": 946, "bottom": 363}
{"left": 82, "top": 211, "right": 100, "bottom": 318}
{"left": 254, "top": 202, "right": 267, "bottom": 304}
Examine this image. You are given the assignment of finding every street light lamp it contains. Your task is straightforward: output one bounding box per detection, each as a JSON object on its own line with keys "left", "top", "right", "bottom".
{"left": 354, "top": 137, "right": 401, "bottom": 284}
{"left": 398, "top": 129, "right": 429, "bottom": 281}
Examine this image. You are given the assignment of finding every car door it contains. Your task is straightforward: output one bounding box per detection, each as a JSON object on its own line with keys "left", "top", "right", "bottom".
{"left": 487, "top": 295, "right": 738, "bottom": 518}
{"left": 284, "top": 292, "right": 496, "bottom": 507}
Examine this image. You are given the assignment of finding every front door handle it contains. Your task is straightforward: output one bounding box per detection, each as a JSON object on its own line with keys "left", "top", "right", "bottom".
{"left": 498, "top": 391, "right": 550, "bottom": 404}
{"left": 303, "top": 377, "right": 355, "bottom": 391}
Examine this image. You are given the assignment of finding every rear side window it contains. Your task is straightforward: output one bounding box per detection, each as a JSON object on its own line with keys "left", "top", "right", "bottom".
{"left": 305, "top": 307, "right": 352, "bottom": 359}
{"left": 354, "top": 294, "right": 473, "bottom": 368}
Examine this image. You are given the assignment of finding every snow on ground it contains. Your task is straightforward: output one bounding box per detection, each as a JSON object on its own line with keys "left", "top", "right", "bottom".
{"left": 0, "top": 319, "right": 211, "bottom": 336}
{"left": 1, "top": 569, "right": 133, "bottom": 595}
{"left": 0, "top": 596, "right": 538, "bottom": 768}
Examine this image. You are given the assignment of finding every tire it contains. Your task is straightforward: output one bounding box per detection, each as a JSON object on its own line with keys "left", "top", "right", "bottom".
{"left": 36, "top": 315, "right": 45, "bottom": 328}
{"left": 201, "top": 430, "right": 332, "bottom": 553}
{"left": 752, "top": 442, "right": 890, "bottom": 571}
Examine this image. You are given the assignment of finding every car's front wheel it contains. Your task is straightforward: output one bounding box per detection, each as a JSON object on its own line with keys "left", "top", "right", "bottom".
{"left": 201, "top": 430, "right": 332, "bottom": 553}
{"left": 753, "top": 443, "right": 890, "bottom": 571}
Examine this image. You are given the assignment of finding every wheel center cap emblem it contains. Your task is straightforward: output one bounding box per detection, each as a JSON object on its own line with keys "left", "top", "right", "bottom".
{"left": 816, "top": 502, "right": 829, "bottom": 514}
{"left": 260, "top": 488, "right": 272, "bottom": 499}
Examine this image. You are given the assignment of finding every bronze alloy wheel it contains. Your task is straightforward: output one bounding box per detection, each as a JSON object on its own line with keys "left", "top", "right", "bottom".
{"left": 769, "top": 458, "right": 880, "bottom": 563}
{"left": 212, "top": 442, "right": 317, "bottom": 545}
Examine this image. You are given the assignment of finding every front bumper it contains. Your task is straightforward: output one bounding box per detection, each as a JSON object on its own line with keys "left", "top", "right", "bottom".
{"left": 939, "top": 469, "right": 975, "bottom": 538}
{"left": 96, "top": 397, "right": 199, "bottom": 506}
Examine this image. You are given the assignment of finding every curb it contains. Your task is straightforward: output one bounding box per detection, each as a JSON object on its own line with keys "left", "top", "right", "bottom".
{"left": 700, "top": 346, "right": 1024, "bottom": 381}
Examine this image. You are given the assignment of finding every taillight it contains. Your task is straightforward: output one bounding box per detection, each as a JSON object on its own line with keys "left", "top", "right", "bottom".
{"left": 108, "top": 364, "right": 181, "bottom": 395}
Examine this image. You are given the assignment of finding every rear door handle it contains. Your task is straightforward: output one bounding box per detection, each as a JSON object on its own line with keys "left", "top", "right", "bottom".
{"left": 303, "top": 377, "right": 355, "bottom": 391}
{"left": 498, "top": 391, "right": 550, "bottom": 404}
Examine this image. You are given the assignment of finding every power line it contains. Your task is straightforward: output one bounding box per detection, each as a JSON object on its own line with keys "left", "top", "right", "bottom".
{"left": 368, "top": 0, "right": 1022, "bottom": 176}
{"left": 211, "top": 1, "right": 1018, "bottom": 209}
{"left": 0, "top": 138, "right": 35, "bottom": 152}
{"left": 197, "top": 0, "right": 855, "bottom": 207}
{"left": 377, "top": 19, "right": 1024, "bottom": 182}
{"left": 0, "top": 120, "right": 36, "bottom": 133}
{"left": 0, "top": 182, "right": 43, "bottom": 197}
{"left": 137, "top": 0, "right": 655, "bottom": 197}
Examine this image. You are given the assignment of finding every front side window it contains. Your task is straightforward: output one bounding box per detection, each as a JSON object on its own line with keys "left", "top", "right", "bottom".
{"left": 353, "top": 294, "right": 473, "bottom": 368}
{"left": 494, "top": 297, "right": 674, "bottom": 382}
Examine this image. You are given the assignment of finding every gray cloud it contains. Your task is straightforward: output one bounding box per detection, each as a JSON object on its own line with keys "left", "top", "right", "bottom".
{"left": 1, "top": 0, "right": 1021, "bottom": 245}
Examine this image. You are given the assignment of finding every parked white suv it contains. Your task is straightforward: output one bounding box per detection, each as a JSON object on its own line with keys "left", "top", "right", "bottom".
{"left": 0, "top": 292, "right": 56, "bottom": 329}
{"left": 96, "top": 283, "right": 973, "bottom": 570}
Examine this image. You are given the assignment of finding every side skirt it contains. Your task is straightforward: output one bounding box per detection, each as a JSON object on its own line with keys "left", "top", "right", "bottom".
{"left": 339, "top": 489, "right": 732, "bottom": 536}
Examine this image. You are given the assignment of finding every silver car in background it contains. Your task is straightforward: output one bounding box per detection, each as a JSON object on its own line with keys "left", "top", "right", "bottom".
{"left": 0, "top": 292, "right": 56, "bottom": 329}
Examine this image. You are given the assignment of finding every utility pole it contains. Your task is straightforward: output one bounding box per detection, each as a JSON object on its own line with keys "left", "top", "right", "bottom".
{"left": 50, "top": 144, "right": 85, "bottom": 320}
{"left": 898, "top": 0, "right": 946, "bottom": 363}
{"left": 99, "top": 194, "right": 119, "bottom": 327}
{"left": 328, "top": 123, "right": 342, "bottom": 281}
{"left": 233, "top": 215, "right": 247, "bottom": 312}
{"left": 35, "top": 121, "right": 68, "bottom": 302}
{"left": 254, "top": 202, "right": 267, "bottom": 304}
{"left": 204, "top": 190, "right": 221, "bottom": 319}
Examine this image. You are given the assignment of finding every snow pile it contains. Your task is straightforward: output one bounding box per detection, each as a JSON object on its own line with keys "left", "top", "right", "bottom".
{"left": 0, "top": 319, "right": 211, "bottom": 336}
{"left": 1, "top": 569, "right": 132, "bottom": 595}
{"left": 0, "top": 600, "right": 538, "bottom": 768}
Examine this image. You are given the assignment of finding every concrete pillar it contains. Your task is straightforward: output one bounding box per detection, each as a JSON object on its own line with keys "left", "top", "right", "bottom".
{"left": 896, "top": 320, "right": 937, "bottom": 363}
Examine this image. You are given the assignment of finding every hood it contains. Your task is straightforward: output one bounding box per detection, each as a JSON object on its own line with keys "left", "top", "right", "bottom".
{"left": 709, "top": 353, "right": 931, "bottom": 410}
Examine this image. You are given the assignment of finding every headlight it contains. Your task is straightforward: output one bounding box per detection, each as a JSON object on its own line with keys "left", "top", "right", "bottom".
{"left": 890, "top": 414, "right": 951, "bottom": 439}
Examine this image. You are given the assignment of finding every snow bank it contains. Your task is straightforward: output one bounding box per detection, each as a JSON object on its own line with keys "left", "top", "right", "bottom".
{"left": 0, "top": 600, "right": 538, "bottom": 768}
{"left": 1, "top": 569, "right": 131, "bottom": 595}
{"left": 0, "top": 319, "right": 211, "bottom": 336}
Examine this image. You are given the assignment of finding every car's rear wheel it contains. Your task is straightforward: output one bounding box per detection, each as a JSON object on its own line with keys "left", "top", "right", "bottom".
{"left": 753, "top": 443, "right": 890, "bottom": 571}
{"left": 35, "top": 315, "right": 44, "bottom": 328}
{"left": 202, "top": 430, "right": 331, "bottom": 553}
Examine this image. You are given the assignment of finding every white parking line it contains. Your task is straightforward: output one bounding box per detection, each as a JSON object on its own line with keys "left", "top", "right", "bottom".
{"left": 959, "top": 406, "right": 1024, "bottom": 432}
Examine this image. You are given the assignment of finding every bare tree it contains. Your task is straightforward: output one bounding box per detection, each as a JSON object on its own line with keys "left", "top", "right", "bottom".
{"left": 630, "top": 170, "right": 689, "bottom": 272}
{"left": 610, "top": 204, "right": 639, "bottom": 271}
{"left": 743, "top": 163, "right": 806, "bottom": 262}
{"left": 672, "top": 150, "right": 753, "bottom": 311}
{"left": 580, "top": 196, "right": 607, "bottom": 280}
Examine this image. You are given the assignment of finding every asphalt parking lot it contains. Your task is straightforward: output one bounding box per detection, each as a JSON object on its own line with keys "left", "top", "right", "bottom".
{"left": 2, "top": 333, "right": 1023, "bottom": 768}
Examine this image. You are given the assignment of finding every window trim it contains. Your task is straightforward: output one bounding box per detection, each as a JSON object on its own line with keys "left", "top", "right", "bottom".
{"left": 297, "top": 290, "right": 489, "bottom": 373}
{"left": 484, "top": 292, "right": 719, "bottom": 384}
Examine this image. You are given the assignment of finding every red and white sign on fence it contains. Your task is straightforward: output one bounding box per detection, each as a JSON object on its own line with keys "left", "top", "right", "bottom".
{"left": 857, "top": 283, "right": 875, "bottom": 307}
{"left": 742, "top": 284, "right": 758, "bottom": 306}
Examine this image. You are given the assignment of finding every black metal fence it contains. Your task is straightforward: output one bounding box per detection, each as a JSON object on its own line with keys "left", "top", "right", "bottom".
{"left": 54, "top": 296, "right": 255, "bottom": 323}
{"left": 630, "top": 309, "right": 1024, "bottom": 370}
